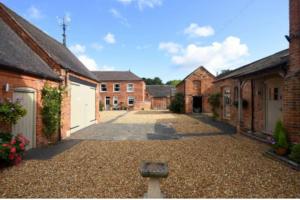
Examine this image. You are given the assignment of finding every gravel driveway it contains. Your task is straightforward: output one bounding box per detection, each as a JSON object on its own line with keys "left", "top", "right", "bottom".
{"left": 69, "top": 110, "right": 235, "bottom": 140}
{"left": 1, "top": 111, "right": 299, "bottom": 198}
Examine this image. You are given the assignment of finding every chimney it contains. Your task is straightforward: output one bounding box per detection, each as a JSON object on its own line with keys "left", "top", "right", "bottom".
{"left": 289, "top": 0, "right": 300, "bottom": 73}
{"left": 283, "top": 0, "right": 300, "bottom": 143}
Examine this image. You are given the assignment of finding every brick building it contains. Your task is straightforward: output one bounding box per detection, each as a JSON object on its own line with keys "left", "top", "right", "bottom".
{"left": 213, "top": 0, "right": 300, "bottom": 143}
{"left": 0, "top": 3, "right": 99, "bottom": 148}
{"left": 145, "top": 85, "right": 176, "bottom": 110}
{"left": 176, "top": 66, "right": 215, "bottom": 113}
{"left": 93, "top": 71, "right": 148, "bottom": 110}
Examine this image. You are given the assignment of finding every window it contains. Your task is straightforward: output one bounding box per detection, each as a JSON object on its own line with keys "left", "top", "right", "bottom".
{"left": 114, "top": 83, "right": 120, "bottom": 92}
{"left": 100, "top": 83, "right": 107, "bottom": 92}
{"left": 274, "top": 88, "right": 279, "bottom": 100}
{"left": 127, "top": 83, "right": 134, "bottom": 92}
{"left": 113, "top": 96, "right": 118, "bottom": 105}
{"left": 128, "top": 96, "right": 135, "bottom": 105}
{"left": 193, "top": 81, "right": 201, "bottom": 91}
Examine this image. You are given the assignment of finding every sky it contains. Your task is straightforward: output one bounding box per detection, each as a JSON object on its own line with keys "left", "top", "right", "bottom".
{"left": 1, "top": 0, "right": 289, "bottom": 82}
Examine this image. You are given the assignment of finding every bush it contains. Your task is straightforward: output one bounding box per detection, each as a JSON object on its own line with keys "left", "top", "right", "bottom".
{"left": 273, "top": 121, "right": 289, "bottom": 149}
{"left": 169, "top": 93, "right": 184, "bottom": 113}
{"left": 99, "top": 101, "right": 104, "bottom": 111}
{"left": 41, "top": 85, "right": 64, "bottom": 139}
{"left": 274, "top": 120, "right": 284, "bottom": 143}
{"left": 289, "top": 144, "right": 300, "bottom": 164}
{"left": 0, "top": 132, "right": 29, "bottom": 166}
{"left": 0, "top": 100, "right": 27, "bottom": 125}
{"left": 208, "top": 93, "right": 221, "bottom": 119}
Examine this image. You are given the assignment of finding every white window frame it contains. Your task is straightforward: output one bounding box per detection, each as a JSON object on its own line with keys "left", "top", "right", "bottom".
{"left": 113, "top": 83, "right": 120, "bottom": 92}
{"left": 100, "top": 83, "right": 107, "bottom": 92}
{"left": 128, "top": 96, "right": 135, "bottom": 106}
{"left": 113, "top": 96, "right": 118, "bottom": 106}
{"left": 127, "top": 83, "right": 134, "bottom": 92}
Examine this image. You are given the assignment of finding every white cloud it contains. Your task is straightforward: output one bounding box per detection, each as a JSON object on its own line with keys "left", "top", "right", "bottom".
{"left": 91, "top": 43, "right": 103, "bottom": 51}
{"left": 69, "top": 44, "right": 116, "bottom": 71}
{"left": 27, "top": 6, "right": 43, "bottom": 19}
{"left": 69, "top": 44, "right": 86, "bottom": 54}
{"left": 77, "top": 55, "right": 98, "bottom": 71}
{"left": 117, "top": 0, "right": 162, "bottom": 10}
{"left": 159, "top": 42, "right": 182, "bottom": 54}
{"left": 103, "top": 33, "right": 116, "bottom": 44}
{"left": 160, "top": 36, "right": 249, "bottom": 74}
{"left": 109, "top": 8, "right": 130, "bottom": 27}
{"left": 69, "top": 44, "right": 98, "bottom": 71}
{"left": 184, "top": 23, "right": 215, "bottom": 38}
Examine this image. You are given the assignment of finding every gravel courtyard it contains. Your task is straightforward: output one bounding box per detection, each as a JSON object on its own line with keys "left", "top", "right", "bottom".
{"left": 0, "top": 111, "right": 299, "bottom": 198}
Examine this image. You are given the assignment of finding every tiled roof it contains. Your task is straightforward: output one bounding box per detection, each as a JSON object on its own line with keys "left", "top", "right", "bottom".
{"left": 93, "top": 71, "right": 142, "bottom": 81}
{"left": 216, "top": 49, "right": 289, "bottom": 81}
{"left": 0, "top": 3, "right": 97, "bottom": 81}
{"left": 146, "top": 85, "right": 175, "bottom": 97}
{"left": 0, "top": 17, "right": 61, "bottom": 81}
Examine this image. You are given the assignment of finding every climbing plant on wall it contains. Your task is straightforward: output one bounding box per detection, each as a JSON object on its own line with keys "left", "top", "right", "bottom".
{"left": 41, "top": 85, "right": 64, "bottom": 139}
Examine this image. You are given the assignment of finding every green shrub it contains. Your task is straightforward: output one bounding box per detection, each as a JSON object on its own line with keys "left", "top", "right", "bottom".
{"left": 41, "top": 85, "right": 64, "bottom": 139}
{"left": 289, "top": 144, "right": 300, "bottom": 164}
{"left": 276, "top": 130, "right": 289, "bottom": 149}
{"left": 169, "top": 93, "right": 184, "bottom": 113}
{"left": 0, "top": 100, "right": 27, "bottom": 125}
{"left": 99, "top": 101, "right": 104, "bottom": 111}
{"left": 274, "top": 120, "right": 284, "bottom": 143}
{"left": 208, "top": 93, "right": 221, "bottom": 119}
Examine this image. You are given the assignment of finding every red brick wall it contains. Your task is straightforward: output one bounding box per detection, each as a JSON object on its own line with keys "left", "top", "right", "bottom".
{"left": 99, "top": 80, "right": 145, "bottom": 110}
{"left": 213, "top": 79, "right": 238, "bottom": 127}
{"left": 253, "top": 80, "right": 266, "bottom": 132}
{"left": 0, "top": 69, "right": 60, "bottom": 147}
{"left": 176, "top": 67, "right": 215, "bottom": 113}
{"left": 241, "top": 81, "right": 252, "bottom": 130}
{"left": 283, "top": 0, "right": 300, "bottom": 143}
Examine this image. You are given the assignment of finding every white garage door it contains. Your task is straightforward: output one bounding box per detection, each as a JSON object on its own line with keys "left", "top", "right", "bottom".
{"left": 70, "top": 78, "right": 96, "bottom": 133}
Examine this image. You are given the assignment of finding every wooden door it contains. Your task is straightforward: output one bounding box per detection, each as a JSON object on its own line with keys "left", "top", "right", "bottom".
{"left": 12, "top": 89, "right": 35, "bottom": 149}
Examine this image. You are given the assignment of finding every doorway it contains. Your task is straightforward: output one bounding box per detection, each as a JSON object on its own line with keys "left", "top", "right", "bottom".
{"left": 193, "top": 96, "right": 202, "bottom": 113}
{"left": 105, "top": 97, "right": 111, "bottom": 110}
{"left": 12, "top": 88, "right": 36, "bottom": 149}
{"left": 265, "top": 77, "right": 283, "bottom": 133}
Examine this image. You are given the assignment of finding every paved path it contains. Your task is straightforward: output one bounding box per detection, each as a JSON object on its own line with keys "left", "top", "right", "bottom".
{"left": 69, "top": 111, "right": 235, "bottom": 141}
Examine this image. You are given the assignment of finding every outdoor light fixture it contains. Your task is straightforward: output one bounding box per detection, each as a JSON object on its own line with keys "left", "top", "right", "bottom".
{"left": 285, "top": 35, "right": 291, "bottom": 43}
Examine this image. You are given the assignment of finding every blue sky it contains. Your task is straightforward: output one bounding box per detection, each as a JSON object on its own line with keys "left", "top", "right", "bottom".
{"left": 1, "top": 0, "right": 288, "bottom": 82}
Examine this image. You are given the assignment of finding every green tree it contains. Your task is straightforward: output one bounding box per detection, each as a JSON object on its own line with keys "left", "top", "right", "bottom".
{"left": 169, "top": 93, "right": 185, "bottom": 113}
{"left": 142, "top": 77, "right": 163, "bottom": 85}
{"left": 166, "top": 80, "right": 181, "bottom": 86}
